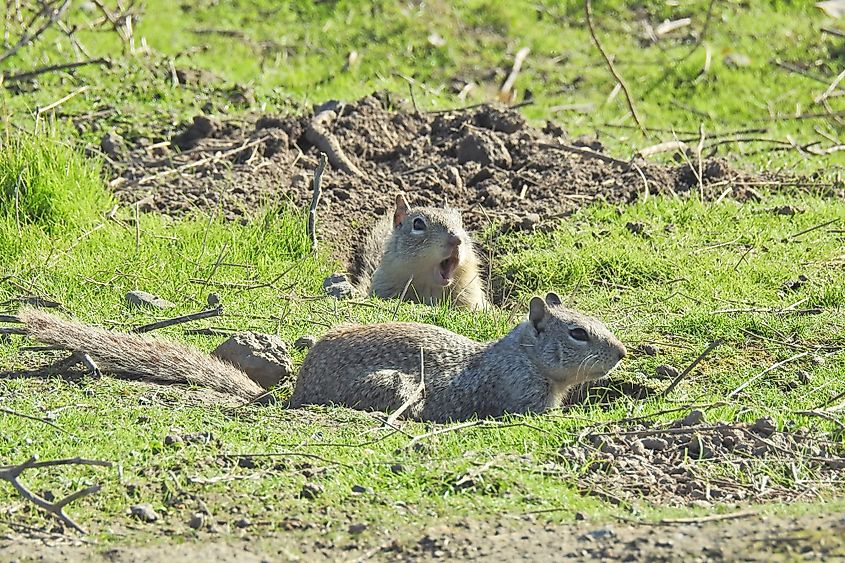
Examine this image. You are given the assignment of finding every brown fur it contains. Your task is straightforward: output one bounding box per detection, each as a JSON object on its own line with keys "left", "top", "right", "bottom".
{"left": 357, "top": 195, "right": 487, "bottom": 309}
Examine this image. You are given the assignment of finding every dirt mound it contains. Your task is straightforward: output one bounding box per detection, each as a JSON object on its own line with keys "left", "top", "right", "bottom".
{"left": 107, "top": 95, "right": 787, "bottom": 269}
{"left": 556, "top": 412, "right": 845, "bottom": 507}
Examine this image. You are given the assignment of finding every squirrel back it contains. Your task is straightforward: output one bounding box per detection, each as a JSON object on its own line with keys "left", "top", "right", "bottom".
{"left": 357, "top": 194, "right": 487, "bottom": 310}
{"left": 291, "top": 293, "right": 626, "bottom": 422}
{"left": 19, "top": 307, "right": 264, "bottom": 400}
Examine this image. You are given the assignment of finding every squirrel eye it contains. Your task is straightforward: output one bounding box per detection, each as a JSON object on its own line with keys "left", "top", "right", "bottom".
{"left": 412, "top": 217, "right": 427, "bottom": 232}
{"left": 569, "top": 328, "right": 590, "bottom": 342}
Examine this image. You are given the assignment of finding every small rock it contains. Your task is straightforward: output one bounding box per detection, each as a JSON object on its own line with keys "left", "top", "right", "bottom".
{"left": 182, "top": 432, "right": 214, "bottom": 444}
{"left": 348, "top": 523, "right": 368, "bottom": 534}
{"left": 300, "top": 482, "right": 324, "bottom": 500}
{"left": 781, "top": 275, "right": 809, "bottom": 293}
{"left": 390, "top": 463, "right": 405, "bottom": 474}
{"left": 724, "top": 53, "right": 751, "bottom": 68}
{"left": 100, "top": 132, "right": 124, "bottom": 157}
{"left": 294, "top": 335, "right": 318, "bottom": 351}
{"left": 235, "top": 518, "right": 251, "bottom": 529}
{"left": 664, "top": 223, "right": 676, "bottom": 233}
{"left": 351, "top": 484, "right": 373, "bottom": 494}
{"left": 164, "top": 434, "right": 183, "bottom": 446}
{"left": 655, "top": 364, "right": 680, "bottom": 379}
{"left": 126, "top": 290, "right": 175, "bottom": 310}
{"left": 130, "top": 503, "right": 159, "bottom": 523}
{"left": 455, "top": 129, "right": 512, "bottom": 168}
{"left": 519, "top": 213, "right": 540, "bottom": 231}
{"left": 238, "top": 456, "right": 257, "bottom": 469}
{"left": 797, "top": 369, "right": 811, "bottom": 384}
{"left": 753, "top": 417, "right": 777, "bottom": 437}
{"left": 634, "top": 344, "right": 658, "bottom": 356}
{"left": 211, "top": 332, "right": 293, "bottom": 390}
{"left": 680, "top": 410, "right": 705, "bottom": 426}
{"left": 323, "top": 273, "right": 356, "bottom": 300}
{"left": 574, "top": 511, "right": 587, "bottom": 521}
{"left": 583, "top": 528, "right": 615, "bottom": 540}
{"left": 625, "top": 221, "right": 646, "bottom": 235}
{"left": 640, "top": 437, "right": 669, "bottom": 451}
{"left": 188, "top": 513, "right": 205, "bottom": 529}
{"left": 629, "top": 440, "right": 646, "bottom": 455}
{"left": 772, "top": 205, "right": 803, "bottom": 216}
{"left": 207, "top": 293, "right": 220, "bottom": 307}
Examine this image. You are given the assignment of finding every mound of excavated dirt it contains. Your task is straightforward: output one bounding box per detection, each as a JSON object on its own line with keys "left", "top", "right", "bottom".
{"left": 107, "top": 94, "right": 789, "bottom": 271}
{"left": 555, "top": 412, "right": 845, "bottom": 506}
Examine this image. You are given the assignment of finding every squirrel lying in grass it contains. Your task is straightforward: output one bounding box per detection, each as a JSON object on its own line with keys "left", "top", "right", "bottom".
{"left": 357, "top": 194, "right": 487, "bottom": 310}
{"left": 19, "top": 293, "right": 625, "bottom": 422}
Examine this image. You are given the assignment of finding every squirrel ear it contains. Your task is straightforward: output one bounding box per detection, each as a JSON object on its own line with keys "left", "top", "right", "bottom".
{"left": 545, "top": 292, "right": 562, "bottom": 307}
{"left": 393, "top": 193, "right": 409, "bottom": 227}
{"left": 529, "top": 296, "right": 549, "bottom": 332}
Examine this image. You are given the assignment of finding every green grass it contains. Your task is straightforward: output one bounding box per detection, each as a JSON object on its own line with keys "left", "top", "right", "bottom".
{"left": 1, "top": 0, "right": 845, "bottom": 554}
{"left": 2, "top": 1, "right": 845, "bottom": 171}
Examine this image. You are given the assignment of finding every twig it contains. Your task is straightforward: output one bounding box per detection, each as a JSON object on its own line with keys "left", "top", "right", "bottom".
{"left": 658, "top": 510, "right": 757, "bottom": 525}
{"left": 0, "top": 456, "right": 111, "bottom": 533}
{"left": 499, "top": 46, "right": 530, "bottom": 102}
{"left": 727, "top": 352, "right": 811, "bottom": 399}
{"left": 0, "top": 327, "right": 27, "bottom": 335}
{"left": 0, "top": 407, "right": 72, "bottom": 436}
{"left": 661, "top": 339, "right": 723, "bottom": 396}
{"left": 131, "top": 306, "right": 223, "bottom": 334}
{"left": 636, "top": 140, "right": 686, "bottom": 158}
{"left": 784, "top": 218, "right": 840, "bottom": 241}
{"left": 538, "top": 142, "right": 631, "bottom": 169}
{"left": 0, "top": 0, "right": 71, "bottom": 64}
{"left": 0, "top": 314, "right": 21, "bottom": 323}
{"left": 2, "top": 57, "right": 110, "bottom": 83}
{"left": 304, "top": 110, "right": 363, "bottom": 176}
{"left": 308, "top": 153, "right": 327, "bottom": 253}
{"left": 795, "top": 410, "right": 845, "bottom": 432}
{"left": 815, "top": 67, "right": 845, "bottom": 104}
{"left": 585, "top": 0, "right": 646, "bottom": 134}
{"left": 385, "top": 347, "right": 426, "bottom": 426}
{"left": 405, "top": 420, "right": 483, "bottom": 450}
{"left": 391, "top": 276, "right": 414, "bottom": 321}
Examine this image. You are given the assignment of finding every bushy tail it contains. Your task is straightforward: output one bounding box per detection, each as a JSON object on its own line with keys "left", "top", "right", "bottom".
{"left": 19, "top": 307, "right": 264, "bottom": 400}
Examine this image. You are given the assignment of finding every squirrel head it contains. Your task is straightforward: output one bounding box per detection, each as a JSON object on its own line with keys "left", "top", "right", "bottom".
{"left": 521, "top": 292, "right": 626, "bottom": 385}
{"left": 389, "top": 194, "right": 471, "bottom": 288}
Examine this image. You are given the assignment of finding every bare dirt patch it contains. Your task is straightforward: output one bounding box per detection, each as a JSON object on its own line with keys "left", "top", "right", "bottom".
{"left": 556, "top": 412, "right": 845, "bottom": 507}
{"left": 105, "top": 95, "right": 796, "bottom": 272}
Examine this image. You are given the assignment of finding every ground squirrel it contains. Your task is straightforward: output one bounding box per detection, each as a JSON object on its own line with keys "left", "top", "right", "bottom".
{"left": 357, "top": 194, "right": 487, "bottom": 309}
{"left": 19, "top": 294, "right": 625, "bottom": 422}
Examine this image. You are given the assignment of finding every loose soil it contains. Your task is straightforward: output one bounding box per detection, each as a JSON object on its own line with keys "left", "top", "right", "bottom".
{"left": 3, "top": 508, "right": 844, "bottom": 562}
{"left": 106, "top": 95, "right": 799, "bottom": 275}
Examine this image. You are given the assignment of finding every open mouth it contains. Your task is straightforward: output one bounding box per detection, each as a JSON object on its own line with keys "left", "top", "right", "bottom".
{"left": 436, "top": 254, "right": 459, "bottom": 286}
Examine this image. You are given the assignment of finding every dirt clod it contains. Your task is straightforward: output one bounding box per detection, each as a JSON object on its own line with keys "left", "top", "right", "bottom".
{"left": 106, "top": 96, "right": 795, "bottom": 272}
{"left": 655, "top": 364, "right": 680, "bottom": 379}
{"left": 323, "top": 273, "right": 357, "bottom": 300}
{"left": 300, "top": 482, "right": 324, "bottom": 500}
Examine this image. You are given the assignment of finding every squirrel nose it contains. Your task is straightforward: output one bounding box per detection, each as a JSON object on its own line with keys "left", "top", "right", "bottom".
{"left": 447, "top": 234, "right": 462, "bottom": 247}
{"left": 616, "top": 343, "right": 627, "bottom": 361}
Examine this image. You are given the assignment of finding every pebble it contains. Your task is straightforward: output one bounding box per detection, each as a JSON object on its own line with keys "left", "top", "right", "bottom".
{"left": 125, "top": 290, "right": 175, "bottom": 310}
{"left": 300, "top": 482, "right": 324, "bottom": 500}
{"left": 129, "top": 503, "right": 159, "bottom": 523}
{"left": 323, "top": 273, "right": 356, "bottom": 300}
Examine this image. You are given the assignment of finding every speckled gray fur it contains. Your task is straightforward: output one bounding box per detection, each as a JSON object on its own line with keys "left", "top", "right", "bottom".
{"left": 289, "top": 294, "right": 626, "bottom": 422}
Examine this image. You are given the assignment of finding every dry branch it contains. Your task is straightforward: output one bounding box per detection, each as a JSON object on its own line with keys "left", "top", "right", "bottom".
{"left": 2, "top": 57, "right": 110, "bottom": 83}
{"left": 499, "top": 47, "right": 530, "bottom": 103}
{"left": 661, "top": 339, "right": 723, "bottom": 397}
{"left": 305, "top": 110, "right": 363, "bottom": 176}
{"left": 131, "top": 306, "right": 223, "bottom": 334}
{"left": 0, "top": 0, "right": 71, "bottom": 64}
{"left": 308, "top": 153, "right": 328, "bottom": 253}
{"left": 0, "top": 456, "right": 111, "bottom": 533}
{"left": 727, "top": 351, "right": 810, "bottom": 398}
{"left": 585, "top": 0, "right": 646, "bottom": 134}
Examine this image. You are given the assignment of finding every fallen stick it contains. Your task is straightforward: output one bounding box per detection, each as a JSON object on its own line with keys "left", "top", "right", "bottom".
{"left": 499, "top": 47, "right": 530, "bottom": 102}
{"left": 131, "top": 306, "right": 223, "bottom": 334}
{"left": 727, "top": 351, "right": 810, "bottom": 399}
{"left": 308, "top": 153, "right": 328, "bottom": 253}
{"left": 585, "top": 0, "right": 646, "bottom": 134}
{"left": 0, "top": 0, "right": 71, "bottom": 64}
{"left": 661, "top": 339, "right": 723, "bottom": 397}
{"left": 304, "top": 110, "right": 363, "bottom": 176}
{"left": 2, "top": 57, "right": 110, "bottom": 83}
{"left": 637, "top": 140, "right": 687, "bottom": 158}
{"left": 0, "top": 456, "right": 111, "bottom": 534}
